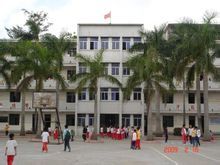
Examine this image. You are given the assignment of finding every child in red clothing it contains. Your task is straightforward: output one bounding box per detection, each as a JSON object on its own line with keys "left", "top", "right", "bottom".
{"left": 41, "top": 128, "right": 49, "bottom": 152}
{"left": 5, "top": 133, "right": 17, "bottom": 165}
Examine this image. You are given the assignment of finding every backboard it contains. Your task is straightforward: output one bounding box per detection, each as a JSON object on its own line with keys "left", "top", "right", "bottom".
{"left": 32, "top": 92, "right": 57, "bottom": 109}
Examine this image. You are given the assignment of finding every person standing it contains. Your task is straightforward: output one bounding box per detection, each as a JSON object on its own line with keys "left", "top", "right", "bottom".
{"left": 70, "top": 129, "right": 75, "bottom": 141}
{"left": 41, "top": 128, "right": 49, "bottom": 153}
{"left": 164, "top": 126, "right": 168, "bottom": 143}
{"left": 181, "top": 124, "right": 187, "bottom": 144}
{"left": 63, "top": 125, "right": 71, "bottom": 152}
{"left": 188, "top": 125, "right": 193, "bottom": 145}
{"left": 196, "top": 127, "right": 201, "bottom": 146}
{"left": 5, "top": 124, "right": 9, "bottom": 136}
{"left": 131, "top": 129, "right": 137, "bottom": 150}
{"left": 136, "top": 127, "right": 141, "bottom": 149}
{"left": 191, "top": 126, "right": 197, "bottom": 147}
{"left": 82, "top": 126, "right": 87, "bottom": 142}
{"left": 5, "top": 133, "right": 17, "bottom": 165}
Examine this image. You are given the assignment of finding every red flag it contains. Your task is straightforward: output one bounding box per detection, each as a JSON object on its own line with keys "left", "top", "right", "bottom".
{"left": 104, "top": 11, "right": 111, "bottom": 19}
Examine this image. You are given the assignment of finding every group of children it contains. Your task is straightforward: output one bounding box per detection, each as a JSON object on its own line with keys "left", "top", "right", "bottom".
{"left": 100, "top": 126, "right": 130, "bottom": 140}
{"left": 181, "top": 124, "right": 201, "bottom": 147}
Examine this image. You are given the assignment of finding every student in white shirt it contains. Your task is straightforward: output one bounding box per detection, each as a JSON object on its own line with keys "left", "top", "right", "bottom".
{"left": 41, "top": 128, "right": 50, "bottom": 152}
{"left": 131, "top": 129, "right": 137, "bottom": 150}
{"left": 5, "top": 133, "right": 18, "bottom": 165}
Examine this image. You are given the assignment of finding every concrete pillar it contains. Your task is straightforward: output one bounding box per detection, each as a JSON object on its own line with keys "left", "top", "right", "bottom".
{"left": 130, "top": 114, "right": 134, "bottom": 127}
{"left": 85, "top": 114, "right": 89, "bottom": 126}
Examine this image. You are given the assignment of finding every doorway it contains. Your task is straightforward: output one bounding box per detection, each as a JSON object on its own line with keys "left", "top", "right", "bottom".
{"left": 44, "top": 114, "right": 51, "bottom": 129}
{"left": 189, "top": 116, "right": 195, "bottom": 127}
{"left": 100, "top": 114, "right": 119, "bottom": 127}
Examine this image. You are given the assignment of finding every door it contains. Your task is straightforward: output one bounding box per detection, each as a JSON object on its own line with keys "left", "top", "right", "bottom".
{"left": 189, "top": 116, "right": 195, "bottom": 127}
{"left": 44, "top": 114, "right": 51, "bottom": 128}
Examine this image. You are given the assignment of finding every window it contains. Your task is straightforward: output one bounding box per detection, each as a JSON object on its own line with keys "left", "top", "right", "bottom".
{"left": 10, "top": 92, "right": 20, "bottom": 102}
{"left": 134, "top": 114, "right": 141, "bottom": 127}
{"left": 67, "top": 68, "right": 76, "bottom": 80}
{"left": 163, "top": 116, "right": 174, "bottom": 127}
{"left": 103, "top": 63, "right": 108, "bottom": 75}
{"left": 200, "top": 93, "right": 204, "bottom": 104}
{"left": 90, "top": 37, "right": 98, "bottom": 50}
{"left": 101, "top": 88, "right": 108, "bottom": 100}
{"left": 112, "top": 37, "right": 120, "bottom": 49}
{"left": 188, "top": 93, "right": 195, "bottom": 104}
{"left": 0, "top": 116, "right": 8, "bottom": 123}
{"left": 162, "top": 94, "right": 173, "bottom": 103}
{"left": 101, "top": 37, "right": 109, "bottom": 49}
{"left": 123, "top": 65, "right": 130, "bottom": 75}
{"left": 9, "top": 114, "right": 19, "bottom": 125}
{"left": 78, "top": 88, "right": 87, "bottom": 100}
{"left": 122, "top": 37, "right": 131, "bottom": 50}
{"left": 111, "top": 88, "right": 119, "bottom": 101}
{"left": 122, "top": 114, "right": 130, "bottom": 127}
{"left": 66, "top": 114, "right": 75, "bottom": 126}
{"left": 133, "top": 88, "right": 141, "bottom": 100}
{"left": 89, "top": 89, "right": 95, "bottom": 100}
{"left": 77, "top": 114, "right": 86, "bottom": 126}
{"left": 133, "top": 37, "right": 141, "bottom": 45}
{"left": 67, "top": 48, "right": 76, "bottom": 56}
{"left": 79, "top": 63, "right": 86, "bottom": 73}
{"left": 79, "top": 37, "right": 87, "bottom": 49}
{"left": 89, "top": 114, "right": 94, "bottom": 126}
{"left": 111, "top": 63, "right": 120, "bottom": 75}
{"left": 66, "top": 92, "right": 75, "bottom": 103}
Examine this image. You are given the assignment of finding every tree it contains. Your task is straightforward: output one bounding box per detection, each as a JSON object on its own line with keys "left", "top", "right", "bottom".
{"left": 5, "top": 9, "right": 52, "bottom": 135}
{"left": 70, "top": 50, "right": 122, "bottom": 140}
{"left": 127, "top": 26, "right": 174, "bottom": 139}
{"left": 170, "top": 12, "right": 220, "bottom": 140}
{"left": 0, "top": 43, "right": 11, "bottom": 88}
{"left": 126, "top": 45, "right": 172, "bottom": 140}
{"left": 11, "top": 41, "right": 67, "bottom": 137}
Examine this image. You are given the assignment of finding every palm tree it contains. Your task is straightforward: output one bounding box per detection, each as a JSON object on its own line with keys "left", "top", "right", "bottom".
{"left": 126, "top": 45, "right": 172, "bottom": 140}
{"left": 70, "top": 50, "right": 122, "bottom": 140}
{"left": 127, "top": 26, "right": 174, "bottom": 138}
{"left": 6, "top": 9, "right": 52, "bottom": 135}
{"left": 11, "top": 41, "right": 67, "bottom": 137}
{"left": 41, "top": 32, "right": 76, "bottom": 136}
{"left": 170, "top": 12, "right": 219, "bottom": 140}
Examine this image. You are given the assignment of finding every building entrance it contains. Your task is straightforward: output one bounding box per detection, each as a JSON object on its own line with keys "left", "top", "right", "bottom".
{"left": 100, "top": 114, "right": 119, "bottom": 127}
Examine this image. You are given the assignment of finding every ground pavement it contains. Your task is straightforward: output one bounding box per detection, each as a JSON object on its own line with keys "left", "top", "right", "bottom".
{"left": 0, "top": 136, "right": 220, "bottom": 165}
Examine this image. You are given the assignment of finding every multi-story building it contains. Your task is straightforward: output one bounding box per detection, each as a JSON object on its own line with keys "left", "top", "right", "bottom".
{"left": 0, "top": 24, "right": 220, "bottom": 135}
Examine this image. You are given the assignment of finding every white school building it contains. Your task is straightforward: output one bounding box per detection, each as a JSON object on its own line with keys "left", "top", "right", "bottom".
{"left": 0, "top": 24, "right": 220, "bottom": 135}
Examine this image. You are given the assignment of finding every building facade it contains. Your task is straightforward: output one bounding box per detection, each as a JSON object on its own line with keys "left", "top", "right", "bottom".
{"left": 0, "top": 24, "right": 220, "bottom": 135}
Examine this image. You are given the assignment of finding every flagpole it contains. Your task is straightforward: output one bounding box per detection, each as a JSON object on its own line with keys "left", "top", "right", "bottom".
{"left": 110, "top": 11, "right": 111, "bottom": 24}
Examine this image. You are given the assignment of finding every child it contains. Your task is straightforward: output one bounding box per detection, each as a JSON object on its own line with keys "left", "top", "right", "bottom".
{"left": 136, "top": 127, "right": 141, "bottom": 149}
{"left": 5, "top": 124, "right": 9, "bottom": 136}
{"left": 131, "top": 129, "right": 137, "bottom": 150}
{"left": 70, "top": 129, "right": 75, "bottom": 141}
{"left": 5, "top": 133, "right": 17, "bottom": 165}
{"left": 164, "top": 126, "right": 168, "bottom": 143}
{"left": 41, "top": 128, "right": 49, "bottom": 152}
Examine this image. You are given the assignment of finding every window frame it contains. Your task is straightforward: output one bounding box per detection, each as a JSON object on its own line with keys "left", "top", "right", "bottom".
{"left": 111, "top": 88, "right": 119, "bottom": 101}
{"left": 9, "top": 114, "right": 20, "bottom": 125}
{"left": 111, "top": 63, "right": 120, "bottom": 75}
{"left": 66, "top": 114, "right": 75, "bottom": 126}
{"left": 79, "top": 37, "right": 87, "bottom": 50}
{"left": 66, "top": 92, "right": 75, "bottom": 103}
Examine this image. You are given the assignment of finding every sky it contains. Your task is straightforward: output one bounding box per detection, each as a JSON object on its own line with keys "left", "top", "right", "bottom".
{"left": 1, "top": 0, "right": 220, "bottom": 38}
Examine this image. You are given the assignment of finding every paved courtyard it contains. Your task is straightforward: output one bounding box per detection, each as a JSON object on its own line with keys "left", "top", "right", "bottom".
{"left": 0, "top": 136, "right": 220, "bottom": 165}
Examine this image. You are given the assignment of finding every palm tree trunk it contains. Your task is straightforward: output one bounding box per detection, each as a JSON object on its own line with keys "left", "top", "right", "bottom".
{"left": 203, "top": 72, "right": 210, "bottom": 141}
{"left": 36, "top": 108, "right": 42, "bottom": 138}
{"left": 92, "top": 91, "right": 98, "bottom": 140}
{"left": 56, "top": 80, "right": 62, "bottom": 140}
{"left": 155, "top": 88, "right": 162, "bottom": 136}
{"left": 146, "top": 101, "right": 153, "bottom": 140}
{"left": 196, "top": 73, "right": 202, "bottom": 132}
{"left": 20, "top": 90, "right": 26, "bottom": 136}
{"left": 183, "top": 76, "right": 186, "bottom": 125}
